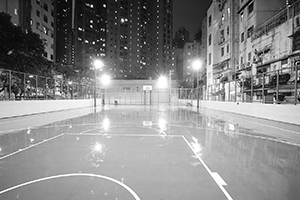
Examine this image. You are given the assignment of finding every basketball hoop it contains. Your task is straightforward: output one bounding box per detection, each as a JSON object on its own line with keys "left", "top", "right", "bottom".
{"left": 145, "top": 87, "right": 150, "bottom": 93}
{"left": 143, "top": 85, "right": 152, "bottom": 91}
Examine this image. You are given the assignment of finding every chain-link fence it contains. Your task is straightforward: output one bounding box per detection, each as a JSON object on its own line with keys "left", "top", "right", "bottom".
{"left": 100, "top": 88, "right": 180, "bottom": 105}
{"left": 2, "top": 66, "right": 299, "bottom": 105}
{"left": 179, "top": 66, "right": 300, "bottom": 105}
{"left": 0, "top": 68, "right": 93, "bottom": 101}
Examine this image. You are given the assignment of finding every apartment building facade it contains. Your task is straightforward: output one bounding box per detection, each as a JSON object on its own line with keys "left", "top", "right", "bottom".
{"left": 106, "top": 0, "right": 173, "bottom": 80}
{"left": 237, "top": 0, "right": 286, "bottom": 74}
{"left": 55, "top": 0, "right": 107, "bottom": 76}
{"left": 0, "top": 0, "right": 53, "bottom": 59}
{"left": 0, "top": 0, "right": 31, "bottom": 32}
{"left": 206, "top": 0, "right": 239, "bottom": 100}
{"left": 31, "top": 0, "right": 55, "bottom": 61}
{"left": 205, "top": 0, "right": 300, "bottom": 101}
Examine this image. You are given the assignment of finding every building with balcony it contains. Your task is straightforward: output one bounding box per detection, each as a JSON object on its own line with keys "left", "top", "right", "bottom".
{"left": 200, "top": 0, "right": 300, "bottom": 103}
{"left": 206, "top": 0, "right": 239, "bottom": 100}
{"left": 237, "top": 0, "right": 286, "bottom": 76}
{"left": 242, "top": 0, "right": 300, "bottom": 102}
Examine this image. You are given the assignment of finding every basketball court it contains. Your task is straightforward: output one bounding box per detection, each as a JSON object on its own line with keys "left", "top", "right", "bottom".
{"left": 0, "top": 105, "right": 299, "bottom": 200}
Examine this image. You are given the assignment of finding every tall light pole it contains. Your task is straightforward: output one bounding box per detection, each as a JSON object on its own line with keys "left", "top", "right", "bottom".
{"left": 100, "top": 74, "right": 111, "bottom": 105}
{"left": 192, "top": 59, "right": 202, "bottom": 109}
{"left": 93, "top": 59, "right": 104, "bottom": 108}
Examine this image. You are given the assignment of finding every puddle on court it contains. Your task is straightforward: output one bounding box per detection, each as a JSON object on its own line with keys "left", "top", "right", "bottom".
{"left": 0, "top": 106, "right": 299, "bottom": 200}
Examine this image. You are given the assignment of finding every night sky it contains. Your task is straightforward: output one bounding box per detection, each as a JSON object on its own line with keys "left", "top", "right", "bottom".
{"left": 173, "top": 0, "right": 212, "bottom": 39}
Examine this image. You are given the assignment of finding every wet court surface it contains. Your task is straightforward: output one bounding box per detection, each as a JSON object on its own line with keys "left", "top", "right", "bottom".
{"left": 0, "top": 105, "right": 299, "bottom": 200}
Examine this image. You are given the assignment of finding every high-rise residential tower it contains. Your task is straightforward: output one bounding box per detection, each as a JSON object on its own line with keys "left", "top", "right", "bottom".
{"left": 55, "top": 0, "right": 173, "bottom": 80}
{"left": 106, "top": 0, "right": 173, "bottom": 79}
{"left": 55, "top": 0, "right": 107, "bottom": 76}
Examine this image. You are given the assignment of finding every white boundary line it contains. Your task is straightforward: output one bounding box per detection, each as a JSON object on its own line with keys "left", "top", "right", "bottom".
{"left": 0, "top": 173, "right": 141, "bottom": 200}
{"left": 0, "top": 132, "right": 232, "bottom": 199}
{"left": 0, "top": 133, "right": 64, "bottom": 160}
{"left": 181, "top": 135, "right": 233, "bottom": 200}
{"left": 67, "top": 133, "right": 182, "bottom": 138}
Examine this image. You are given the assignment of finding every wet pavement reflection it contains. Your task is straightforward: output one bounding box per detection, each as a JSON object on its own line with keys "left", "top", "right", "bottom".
{"left": 0, "top": 105, "right": 299, "bottom": 200}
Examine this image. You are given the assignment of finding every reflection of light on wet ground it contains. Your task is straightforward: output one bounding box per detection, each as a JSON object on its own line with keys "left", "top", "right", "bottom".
{"left": 158, "top": 117, "right": 167, "bottom": 135}
{"left": 191, "top": 136, "right": 203, "bottom": 157}
{"left": 85, "top": 141, "right": 106, "bottom": 167}
{"left": 102, "top": 117, "right": 110, "bottom": 132}
{"left": 93, "top": 142, "right": 103, "bottom": 153}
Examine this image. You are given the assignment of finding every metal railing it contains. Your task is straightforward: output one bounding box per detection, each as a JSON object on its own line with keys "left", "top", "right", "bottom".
{"left": 0, "top": 68, "right": 93, "bottom": 101}
{"left": 179, "top": 67, "right": 300, "bottom": 105}
{"left": 1, "top": 67, "right": 299, "bottom": 105}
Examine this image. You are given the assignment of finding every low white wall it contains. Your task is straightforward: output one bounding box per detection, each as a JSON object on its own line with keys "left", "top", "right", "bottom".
{"left": 180, "top": 99, "right": 300, "bottom": 125}
{"left": 0, "top": 99, "right": 102, "bottom": 119}
{"left": 1, "top": 99, "right": 299, "bottom": 125}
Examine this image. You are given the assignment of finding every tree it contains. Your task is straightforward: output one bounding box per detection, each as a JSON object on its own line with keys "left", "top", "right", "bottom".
{"left": 0, "top": 13, "right": 54, "bottom": 99}
{"left": 0, "top": 12, "right": 53, "bottom": 75}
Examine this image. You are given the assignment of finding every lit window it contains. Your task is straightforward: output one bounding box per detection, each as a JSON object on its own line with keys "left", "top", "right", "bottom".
{"left": 221, "top": 14, "right": 225, "bottom": 25}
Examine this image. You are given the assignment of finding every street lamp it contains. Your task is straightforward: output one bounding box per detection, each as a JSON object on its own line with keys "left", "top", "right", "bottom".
{"left": 157, "top": 75, "right": 169, "bottom": 105}
{"left": 192, "top": 59, "right": 202, "bottom": 109}
{"left": 100, "top": 74, "right": 111, "bottom": 105}
{"left": 93, "top": 59, "right": 104, "bottom": 107}
{"left": 157, "top": 76, "right": 168, "bottom": 89}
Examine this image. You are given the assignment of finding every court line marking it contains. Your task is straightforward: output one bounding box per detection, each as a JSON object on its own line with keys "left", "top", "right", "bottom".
{"left": 181, "top": 135, "right": 233, "bottom": 200}
{"left": 173, "top": 124, "right": 300, "bottom": 146}
{"left": 0, "top": 133, "right": 64, "bottom": 160}
{"left": 67, "top": 133, "right": 182, "bottom": 138}
{"left": 248, "top": 121, "right": 300, "bottom": 135}
{"left": 0, "top": 173, "right": 141, "bottom": 200}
